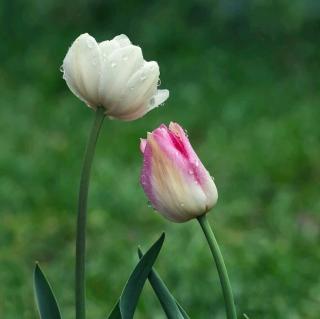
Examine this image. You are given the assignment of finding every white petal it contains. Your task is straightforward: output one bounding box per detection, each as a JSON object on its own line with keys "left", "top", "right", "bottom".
{"left": 112, "top": 34, "right": 131, "bottom": 47}
{"left": 104, "top": 61, "right": 160, "bottom": 120}
{"left": 126, "top": 62, "right": 159, "bottom": 103}
{"left": 62, "top": 33, "right": 101, "bottom": 107}
{"left": 99, "top": 45, "right": 144, "bottom": 108}
{"left": 148, "top": 89, "right": 169, "bottom": 110}
{"left": 99, "top": 34, "right": 132, "bottom": 60}
{"left": 99, "top": 40, "right": 121, "bottom": 59}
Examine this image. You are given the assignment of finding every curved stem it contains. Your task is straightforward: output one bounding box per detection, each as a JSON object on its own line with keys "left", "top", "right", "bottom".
{"left": 75, "top": 107, "right": 105, "bottom": 319}
{"left": 197, "top": 214, "right": 237, "bottom": 319}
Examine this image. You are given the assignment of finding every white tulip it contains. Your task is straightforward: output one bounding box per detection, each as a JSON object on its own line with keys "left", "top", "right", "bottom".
{"left": 62, "top": 33, "right": 169, "bottom": 121}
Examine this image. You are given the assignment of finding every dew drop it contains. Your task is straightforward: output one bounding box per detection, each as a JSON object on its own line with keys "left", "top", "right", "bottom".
{"left": 188, "top": 170, "right": 193, "bottom": 175}
{"left": 195, "top": 160, "right": 199, "bottom": 167}
{"left": 140, "top": 74, "right": 147, "bottom": 81}
{"left": 149, "top": 97, "right": 155, "bottom": 105}
{"left": 130, "top": 86, "right": 135, "bottom": 91}
{"left": 123, "top": 55, "right": 128, "bottom": 61}
{"left": 180, "top": 203, "right": 185, "bottom": 207}
{"left": 59, "top": 65, "right": 64, "bottom": 72}
{"left": 111, "top": 62, "right": 117, "bottom": 68}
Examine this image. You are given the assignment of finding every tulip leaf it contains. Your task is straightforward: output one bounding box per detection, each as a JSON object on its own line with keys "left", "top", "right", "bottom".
{"left": 33, "top": 263, "right": 62, "bottom": 319}
{"left": 138, "top": 248, "right": 190, "bottom": 319}
{"left": 107, "top": 302, "right": 121, "bottom": 319}
{"left": 106, "top": 233, "right": 165, "bottom": 319}
{"left": 119, "top": 233, "right": 165, "bottom": 319}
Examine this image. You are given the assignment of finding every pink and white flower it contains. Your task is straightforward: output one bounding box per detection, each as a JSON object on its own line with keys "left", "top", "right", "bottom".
{"left": 140, "top": 122, "right": 218, "bottom": 222}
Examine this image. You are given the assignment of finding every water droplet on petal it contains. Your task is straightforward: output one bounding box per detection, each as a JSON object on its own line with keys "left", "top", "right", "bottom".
{"left": 130, "top": 86, "right": 135, "bottom": 91}
{"left": 59, "top": 65, "right": 64, "bottom": 72}
{"left": 111, "top": 62, "right": 117, "bottom": 68}
{"left": 123, "top": 55, "right": 128, "bottom": 61}
{"left": 195, "top": 160, "right": 199, "bottom": 167}
{"left": 180, "top": 203, "right": 185, "bottom": 207}
{"left": 188, "top": 170, "right": 193, "bottom": 175}
{"left": 149, "top": 97, "right": 155, "bottom": 106}
{"left": 140, "top": 74, "right": 147, "bottom": 81}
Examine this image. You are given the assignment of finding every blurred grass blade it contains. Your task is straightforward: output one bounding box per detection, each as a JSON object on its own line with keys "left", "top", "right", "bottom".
{"left": 138, "top": 248, "right": 189, "bottom": 319}
{"left": 119, "top": 233, "right": 165, "bottom": 319}
{"left": 33, "top": 263, "right": 62, "bottom": 319}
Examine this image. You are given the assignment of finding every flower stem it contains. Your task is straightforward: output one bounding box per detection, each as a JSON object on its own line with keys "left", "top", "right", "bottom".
{"left": 75, "top": 107, "right": 105, "bottom": 319}
{"left": 197, "top": 214, "right": 237, "bottom": 319}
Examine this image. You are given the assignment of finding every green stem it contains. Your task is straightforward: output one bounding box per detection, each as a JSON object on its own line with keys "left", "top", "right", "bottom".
{"left": 197, "top": 214, "right": 237, "bottom": 319}
{"left": 75, "top": 107, "right": 105, "bottom": 319}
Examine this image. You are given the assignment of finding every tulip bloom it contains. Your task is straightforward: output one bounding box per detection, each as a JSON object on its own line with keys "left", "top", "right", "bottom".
{"left": 62, "top": 33, "right": 169, "bottom": 121}
{"left": 140, "top": 123, "right": 218, "bottom": 222}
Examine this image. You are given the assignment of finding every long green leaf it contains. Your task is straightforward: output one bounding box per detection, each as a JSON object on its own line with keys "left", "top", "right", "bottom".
{"left": 138, "top": 248, "right": 190, "bottom": 319}
{"left": 33, "top": 263, "right": 62, "bottom": 319}
{"left": 107, "top": 302, "right": 121, "bottom": 319}
{"left": 119, "top": 233, "right": 165, "bottom": 319}
{"left": 106, "top": 233, "right": 165, "bottom": 319}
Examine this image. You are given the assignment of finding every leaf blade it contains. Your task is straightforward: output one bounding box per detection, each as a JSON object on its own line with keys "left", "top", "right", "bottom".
{"left": 138, "top": 248, "right": 189, "bottom": 319}
{"left": 119, "top": 233, "right": 165, "bottom": 319}
{"left": 107, "top": 302, "right": 121, "bottom": 319}
{"left": 33, "top": 263, "right": 62, "bottom": 319}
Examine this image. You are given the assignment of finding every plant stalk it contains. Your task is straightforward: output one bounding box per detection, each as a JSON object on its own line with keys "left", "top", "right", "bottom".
{"left": 197, "top": 214, "right": 237, "bottom": 319}
{"left": 75, "top": 107, "right": 105, "bottom": 319}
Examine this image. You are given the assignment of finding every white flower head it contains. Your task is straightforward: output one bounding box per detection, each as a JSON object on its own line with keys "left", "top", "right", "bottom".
{"left": 62, "top": 33, "right": 169, "bottom": 121}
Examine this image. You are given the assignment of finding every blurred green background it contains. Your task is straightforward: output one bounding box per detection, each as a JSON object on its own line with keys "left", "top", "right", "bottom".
{"left": 1, "top": 0, "right": 320, "bottom": 318}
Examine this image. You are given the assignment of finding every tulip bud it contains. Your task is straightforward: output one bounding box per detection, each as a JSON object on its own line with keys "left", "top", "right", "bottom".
{"left": 140, "top": 122, "right": 218, "bottom": 222}
{"left": 62, "top": 33, "right": 169, "bottom": 121}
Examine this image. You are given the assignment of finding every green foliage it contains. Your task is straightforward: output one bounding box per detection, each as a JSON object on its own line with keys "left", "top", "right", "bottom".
{"left": 138, "top": 248, "right": 188, "bottom": 319}
{"left": 119, "top": 233, "right": 165, "bottom": 319}
{"left": 107, "top": 233, "right": 165, "bottom": 319}
{"left": 0, "top": 1, "right": 320, "bottom": 319}
{"left": 33, "top": 264, "right": 61, "bottom": 319}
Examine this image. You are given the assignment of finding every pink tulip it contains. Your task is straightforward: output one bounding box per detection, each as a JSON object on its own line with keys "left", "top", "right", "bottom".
{"left": 140, "top": 122, "right": 218, "bottom": 222}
